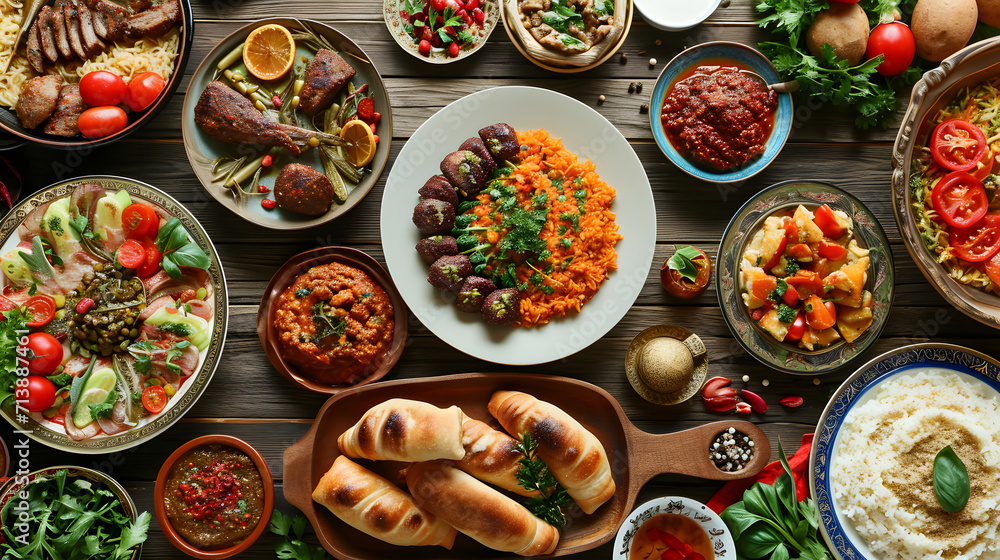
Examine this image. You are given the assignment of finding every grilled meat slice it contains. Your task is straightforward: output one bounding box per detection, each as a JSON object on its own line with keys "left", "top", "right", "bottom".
{"left": 37, "top": 7, "right": 59, "bottom": 63}
{"left": 299, "top": 49, "right": 356, "bottom": 116}
{"left": 16, "top": 75, "right": 63, "bottom": 129}
{"left": 127, "top": 0, "right": 152, "bottom": 13}
{"left": 25, "top": 21, "right": 45, "bottom": 73}
{"left": 77, "top": 1, "right": 106, "bottom": 55}
{"left": 125, "top": 0, "right": 181, "bottom": 39}
{"left": 64, "top": 3, "right": 89, "bottom": 60}
{"left": 52, "top": 8, "right": 74, "bottom": 59}
{"left": 87, "top": 0, "right": 128, "bottom": 40}
{"left": 274, "top": 163, "right": 334, "bottom": 216}
{"left": 43, "top": 84, "right": 86, "bottom": 137}
{"left": 194, "top": 81, "right": 349, "bottom": 156}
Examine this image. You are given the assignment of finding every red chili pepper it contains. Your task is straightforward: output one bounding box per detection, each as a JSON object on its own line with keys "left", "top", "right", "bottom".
{"left": 261, "top": 199, "right": 276, "bottom": 209}
{"left": 258, "top": 184, "right": 270, "bottom": 193}
{"left": 262, "top": 155, "right": 273, "bottom": 167}
{"left": 76, "top": 298, "right": 95, "bottom": 314}
{"left": 779, "top": 395, "right": 804, "bottom": 408}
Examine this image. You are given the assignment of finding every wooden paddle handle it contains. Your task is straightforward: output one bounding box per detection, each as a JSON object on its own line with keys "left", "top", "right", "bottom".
{"left": 623, "top": 421, "right": 772, "bottom": 489}
{"left": 283, "top": 425, "right": 318, "bottom": 517}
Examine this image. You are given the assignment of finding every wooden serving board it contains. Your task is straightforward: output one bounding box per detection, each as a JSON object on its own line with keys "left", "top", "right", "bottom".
{"left": 283, "top": 373, "right": 770, "bottom": 559}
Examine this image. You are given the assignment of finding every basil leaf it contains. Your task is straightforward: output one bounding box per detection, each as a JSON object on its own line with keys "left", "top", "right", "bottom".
{"left": 771, "top": 543, "right": 791, "bottom": 560}
{"left": 933, "top": 445, "right": 970, "bottom": 512}
{"left": 69, "top": 356, "right": 97, "bottom": 419}
{"left": 800, "top": 497, "right": 821, "bottom": 529}
{"left": 736, "top": 522, "right": 783, "bottom": 559}
{"left": 168, "top": 243, "right": 212, "bottom": 270}
{"left": 720, "top": 501, "right": 766, "bottom": 540}
{"left": 155, "top": 218, "right": 183, "bottom": 253}
{"left": 667, "top": 246, "right": 704, "bottom": 282}
{"left": 161, "top": 254, "right": 182, "bottom": 280}
{"left": 775, "top": 440, "right": 799, "bottom": 519}
{"left": 743, "top": 483, "right": 772, "bottom": 518}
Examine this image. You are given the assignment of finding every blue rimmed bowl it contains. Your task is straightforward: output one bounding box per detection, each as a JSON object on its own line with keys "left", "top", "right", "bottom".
{"left": 650, "top": 42, "right": 792, "bottom": 184}
{"left": 716, "top": 180, "right": 894, "bottom": 375}
{"left": 810, "top": 343, "right": 1000, "bottom": 560}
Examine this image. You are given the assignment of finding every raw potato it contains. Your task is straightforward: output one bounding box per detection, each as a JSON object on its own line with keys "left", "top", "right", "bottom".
{"left": 806, "top": 3, "right": 870, "bottom": 66}
{"left": 911, "top": 0, "right": 977, "bottom": 62}
{"left": 977, "top": 0, "right": 1000, "bottom": 28}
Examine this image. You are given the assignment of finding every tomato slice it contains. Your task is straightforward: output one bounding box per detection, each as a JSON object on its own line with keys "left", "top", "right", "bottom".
{"left": 785, "top": 311, "right": 806, "bottom": 341}
{"left": 0, "top": 295, "right": 15, "bottom": 313}
{"left": 782, "top": 283, "right": 799, "bottom": 307}
{"left": 932, "top": 171, "right": 988, "bottom": 229}
{"left": 138, "top": 244, "right": 162, "bottom": 278}
{"left": 817, "top": 239, "right": 848, "bottom": 260}
{"left": 931, "top": 119, "right": 988, "bottom": 172}
{"left": 986, "top": 251, "right": 1000, "bottom": 287}
{"left": 787, "top": 271, "right": 823, "bottom": 298}
{"left": 813, "top": 204, "right": 847, "bottom": 239}
{"left": 788, "top": 243, "right": 812, "bottom": 260}
{"left": 950, "top": 214, "right": 1000, "bottom": 262}
{"left": 804, "top": 295, "right": 836, "bottom": 330}
{"left": 117, "top": 239, "right": 146, "bottom": 269}
{"left": 141, "top": 385, "right": 167, "bottom": 414}
{"left": 24, "top": 295, "right": 56, "bottom": 327}
{"left": 122, "top": 203, "right": 159, "bottom": 239}
{"left": 971, "top": 148, "right": 995, "bottom": 181}
{"left": 784, "top": 219, "right": 799, "bottom": 244}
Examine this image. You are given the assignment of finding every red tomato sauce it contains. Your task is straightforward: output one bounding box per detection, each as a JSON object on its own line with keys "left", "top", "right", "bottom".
{"left": 660, "top": 58, "right": 778, "bottom": 172}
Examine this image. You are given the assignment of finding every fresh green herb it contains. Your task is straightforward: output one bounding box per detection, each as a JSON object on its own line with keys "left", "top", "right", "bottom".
{"left": 593, "top": 0, "right": 613, "bottom": 16}
{"left": 311, "top": 302, "right": 348, "bottom": 344}
{"left": 770, "top": 278, "right": 788, "bottom": 301}
{"left": 557, "top": 225, "right": 568, "bottom": 235}
{"left": 0, "top": 468, "right": 151, "bottom": 560}
{"left": 514, "top": 433, "right": 572, "bottom": 527}
{"left": 558, "top": 212, "right": 580, "bottom": 231}
{"left": 785, "top": 260, "right": 800, "bottom": 276}
{"left": 18, "top": 236, "right": 57, "bottom": 289}
{"left": 155, "top": 218, "right": 212, "bottom": 280}
{"left": 532, "top": 190, "right": 548, "bottom": 208}
{"left": 540, "top": 285, "right": 555, "bottom": 295}
{"left": 776, "top": 303, "right": 797, "bottom": 324}
{"left": 562, "top": 238, "right": 572, "bottom": 249}
{"left": 47, "top": 216, "right": 65, "bottom": 236}
{"left": 667, "top": 246, "right": 704, "bottom": 282}
{"left": 238, "top": 500, "right": 248, "bottom": 515}
{"left": 159, "top": 322, "right": 193, "bottom": 337}
{"left": 269, "top": 510, "right": 331, "bottom": 560}
{"left": 498, "top": 208, "right": 548, "bottom": 255}
{"left": 89, "top": 388, "right": 118, "bottom": 420}
{"left": 933, "top": 446, "right": 971, "bottom": 513}
{"left": 0, "top": 308, "right": 30, "bottom": 408}
{"left": 721, "top": 440, "right": 833, "bottom": 560}
{"left": 457, "top": 200, "right": 479, "bottom": 214}
{"left": 541, "top": 1, "right": 584, "bottom": 35}
{"left": 550, "top": 177, "right": 564, "bottom": 191}
{"left": 127, "top": 340, "right": 190, "bottom": 375}
{"left": 295, "top": 288, "right": 312, "bottom": 299}
{"left": 530, "top": 273, "right": 544, "bottom": 286}
{"left": 359, "top": 292, "right": 374, "bottom": 301}
{"left": 557, "top": 195, "right": 566, "bottom": 202}
{"left": 164, "top": 341, "right": 192, "bottom": 374}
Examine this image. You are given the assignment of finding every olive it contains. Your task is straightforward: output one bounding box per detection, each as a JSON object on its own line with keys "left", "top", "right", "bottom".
{"left": 125, "top": 317, "right": 134, "bottom": 325}
{"left": 94, "top": 263, "right": 104, "bottom": 272}
{"left": 129, "top": 328, "right": 138, "bottom": 338}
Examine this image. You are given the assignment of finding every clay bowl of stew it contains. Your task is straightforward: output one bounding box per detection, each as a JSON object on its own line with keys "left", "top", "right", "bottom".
{"left": 650, "top": 41, "right": 793, "bottom": 183}
{"left": 155, "top": 434, "right": 275, "bottom": 559}
{"left": 716, "top": 180, "right": 894, "bottom": 375}
{"left": 257, "top": 246, "right": 408, "bottom": 395}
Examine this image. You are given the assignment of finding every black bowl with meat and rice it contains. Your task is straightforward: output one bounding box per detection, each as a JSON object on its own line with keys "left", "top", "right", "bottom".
{"left": 0, "top": 0, "right": 193, "bottom": 148}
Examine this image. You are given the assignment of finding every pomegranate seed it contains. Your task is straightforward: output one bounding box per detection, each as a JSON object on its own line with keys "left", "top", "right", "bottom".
{"left": 257, "top": 184, "right": 269, "bottom": 193}
{"left": 741, "top": 389, "right": 768, "bottom": 413}
{"left": 466, "top": 0, "right": 479, "bottom": 10}
{"left": 261, "top": 198, "right": 276, "bottom": 209}
{"left": 473, "top": 7, "right": 484, "bottom": 23}
{"left": 779, "top": 395, "right": 804, "bottom": 408}
{"left": 373, "top": 134, "right": 379, "bottom": 144}
{"left": 262, "top": 155, "right": 272, "bottom": 167}
{"left": 76, "top": 298, "right": 95, "bottom": 314}
{"left": 449, "top": 41, "right": 460, "bottom": 57}
{"left": 371, "top": 111, "right": 381, "bottom": 124}
{"left": 368, "top": 122, "right": 377, "bottom": 133}
{"left": 272, "top": 95, "right": 282, "bottom": 107}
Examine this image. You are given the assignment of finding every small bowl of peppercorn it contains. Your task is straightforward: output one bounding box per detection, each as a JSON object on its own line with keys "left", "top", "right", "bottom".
{"left": 155, "top": 435, "right": 275, "bottom": 559}
{"left": 650, "top": 42, "right": 793, "bottom": 184}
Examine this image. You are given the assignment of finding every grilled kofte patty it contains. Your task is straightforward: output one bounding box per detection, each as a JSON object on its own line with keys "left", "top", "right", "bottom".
{"left": 412, "top": 198, "right": 455, "bottom": 235}
{"left": 428, "top": 254, "right": 472, "bottom": 292}
{"left": 416, "top": 235, "right": 458, "bottom": 264}
{"left": 478, "top": 123, "right": 519, "bottom": 165}
{"left": 456, "top": 276, "right": 496, "bottom": 313}
{"left": 274, "top": 163, "right": 335, "bottom": 216}
{"left": 418, "top": 174, "right": 459, "bottom": 207}
{"left": 440, "top": 150, "right": 490, "bottom": 196}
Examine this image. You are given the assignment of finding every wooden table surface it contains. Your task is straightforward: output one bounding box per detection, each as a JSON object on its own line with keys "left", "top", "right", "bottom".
{"left": 2, "top": 0, "right": 997, "bottom": 558}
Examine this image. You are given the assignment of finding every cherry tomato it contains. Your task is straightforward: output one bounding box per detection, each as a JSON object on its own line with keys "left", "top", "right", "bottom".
{"left": 141, "top": 385, "right": 167, "bottom": 414}
{"left": 22, "top": 375, "right": 56, "bottom": 412}
{"left": 24, "top": 295, "right": 56, "bottom": 327}
{"left": 865, "top": 22, "right": 915, "bottom": 77}
{"left": 785, "top": 311, "right": 806, "bottom": 341}
{"left": 817, "top": 239, "right": 848, "bottom": 260}
{"left": 660, "top": 247, "right": 712, "bottom": 299}
{"left": 784, "top": 220, "right": 799, "bottom": 244}
{"left": 418, "top": 39, "right": 431, "bottom": 56}
{"left": 138, "top": 244, "right": 162, "bottom": 278}
{"left": 121, "top": 203, "right": 159, "bottom": 239}
{"left": 431, "top": 0, "right": 447, "bottom": 10}
{"left": 25, "top": 332, "right": 63, "bottom": 375}
{"left": 448, "top": 41, "right": 460, "bottom": 57}
{"left": 805, "top": 295, "right": 836, "bottom": 330}
{"left": 117, "top": 239, "right": 146, "bottom": 269}
{"left": 950, "top": 214, "right": 1000, "bottom": 262}
{"left": 750, "top": 308, "right": 765, "bottom": 321}
{"left": 932, "top": 171, "right": 988, "bottom": 228}
{"left": 78, "top": 106, "right": 128, "bottom": 139}
{"left": 788, "top": 243, "right": 812, "bottom": 260}
{"left": 125, "top": 72, "right": 166, "bottom": 112}
{"left": 813, "top": 204, "right": 847, "bottom": 239}
{"left": 782, "top": 283, "right": 799, "bottom": 307}
{"left": 932, "top": 119, "right": 987, "bottom": 172}
{"left": 79, "top": 70, "right": 127, "bottom": 106}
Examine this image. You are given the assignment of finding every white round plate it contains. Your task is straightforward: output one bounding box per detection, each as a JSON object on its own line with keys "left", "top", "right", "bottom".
{"left": 381, "top": 86, "right": 656, "bottom": 365}
{"left": 811, "top": 343, "right": 1000, "bottom": 559}
{"left": 614, "top": 496, "right": 735, "bottom": 559}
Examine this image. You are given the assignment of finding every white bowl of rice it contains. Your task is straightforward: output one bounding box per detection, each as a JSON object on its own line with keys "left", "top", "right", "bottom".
{"left": 0, "top": 0, "right": 193, "bottom": 148}
{"left": 812, "top": 343, "right": 1000, "bottom": 560}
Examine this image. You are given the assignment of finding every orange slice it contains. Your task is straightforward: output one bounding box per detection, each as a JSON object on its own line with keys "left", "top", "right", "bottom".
{"left": 243, "top": 24, "right": 295, "bottom": 81}
{"left": 340, "top": 119, "right": 377, "bottom": 167}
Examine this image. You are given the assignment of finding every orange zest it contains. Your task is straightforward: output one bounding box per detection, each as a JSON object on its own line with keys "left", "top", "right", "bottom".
{"left": 242, "top": 24, "right": 296, "bottom": 81}
{"left": 339, "top": 119, "right": 377, "bottom": 167}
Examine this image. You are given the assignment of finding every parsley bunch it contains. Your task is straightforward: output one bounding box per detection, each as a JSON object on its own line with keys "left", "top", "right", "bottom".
{"left": 514, "top": 433, "right": 572, "bottom": 527}
{"left": 268, "top": 510, "right": 330, "bottom": 560}
{"left": 0, "top": 308, "right": 30, "bottom": 408}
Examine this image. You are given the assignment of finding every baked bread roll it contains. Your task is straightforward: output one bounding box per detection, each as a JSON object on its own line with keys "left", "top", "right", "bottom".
{"left": 405, "top": 460, "right": 559, "bottom": 556}
{"left": 312, "top": 456, "right": 457, "bottom": 548}
{"left": 488, "top": 390, "right": 615, "bottom": 514}
{"left": 338, "top": 398, "right": 465, "bottom": 462}
{"left": 454, "top": 415, "right": 538, "bottom": 497}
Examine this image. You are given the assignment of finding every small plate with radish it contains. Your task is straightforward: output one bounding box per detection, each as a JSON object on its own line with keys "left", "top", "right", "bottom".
{"left": 384, "top": 0, "right": 500, "bottom": 63}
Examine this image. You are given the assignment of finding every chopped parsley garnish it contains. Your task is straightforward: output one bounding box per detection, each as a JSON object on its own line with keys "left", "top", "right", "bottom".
{"left": 359, "top": 292, "right": 374, "bottom": 301}
{"left": 47, "top": 216, "right": 65, "bottom": 235}
{"left": 769, "top": 278, "right": 788, "bottom": 301}
{"left": 562, "top": 238, "right": 572, "bottom": 249}
{"left": 532, "top": 191, "right": 548, "bottom": 208}
{"left": 498, "top": 208, "right": 548, "bottom": 255}
{"left": 558, "top": 212, "right": 580, "bottom": 231}
{"left": 159, "top": 322, "right": 193, "bottom": 337}
{"left": 311, "top": 301, "right": 348, "bottom": 345}
{"left": 785, "top": 260, "right": 800, "bottom": 276}
{"left": 295, "top": 288, "right": 312, "bottom": 299}
{"left": 557, "top": 225, "right": 568, "bottom": 235}
{"left": 776, "top": 303, "right": 797, "bottom": 323}
{"left": 540, "top": 285, "right": 555, "bottom": 295}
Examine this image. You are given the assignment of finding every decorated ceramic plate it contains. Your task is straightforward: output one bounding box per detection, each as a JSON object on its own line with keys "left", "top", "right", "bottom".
{"left": 384, "top": 0, "right": 500, "bottom": 63}
{"left": 811, "top": 343, "right": 1000, "bottom": 560}
{"left": 0, "top": 176, "right": 227, "bottom": 453}
{"left": 182, "top": 18, "right": 392, "bottom": 230}
{"left": 380, "top": 86, "right": 656, "bottom": 365}
{"left": 614, "top": 496, "right": 735, "bottom": 560}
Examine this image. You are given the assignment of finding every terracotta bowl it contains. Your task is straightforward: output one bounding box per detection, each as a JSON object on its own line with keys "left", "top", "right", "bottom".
{"left": 257, "top": 247, "right": 408, "bottom": 395}
{"left": 0, "top": 466, "right": 142, "bottom": 560}
{"left": 0, "top": 0, "right": 194, "bottom": 149}
{"left": 154, "top": 435, "right": 275, "bottom": 559}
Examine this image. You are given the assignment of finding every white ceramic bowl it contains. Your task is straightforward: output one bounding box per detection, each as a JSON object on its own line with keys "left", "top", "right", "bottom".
{"left": 634, "top": 0, "right": 720, "bottom": 31}
{"left": 613, "top": 496, "right": 734, "bottom": 559}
